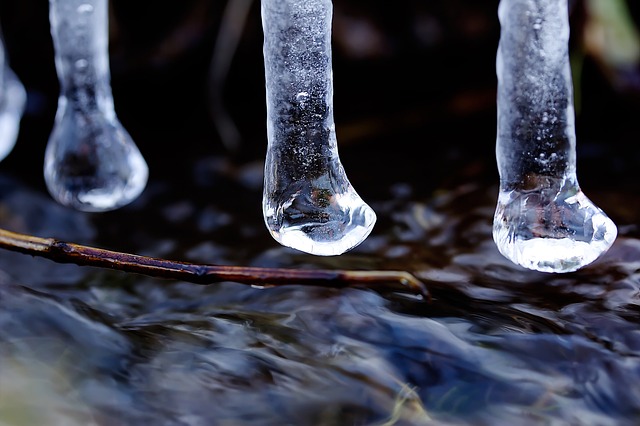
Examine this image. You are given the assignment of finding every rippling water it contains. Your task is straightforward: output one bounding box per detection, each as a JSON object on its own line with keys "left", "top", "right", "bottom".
{"left": 0, "top": 154, "right": 639, "bottom": 426}
{"left": 0, "top": 0, "right": 637, "bottom": 423}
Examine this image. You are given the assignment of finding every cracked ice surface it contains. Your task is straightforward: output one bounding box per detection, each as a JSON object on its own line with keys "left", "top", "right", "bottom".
{"left": 261, "top": 0, "right": 376, "bottom": 256}
{"left": 493, "top": 0, "right": 617, "bottom": 273}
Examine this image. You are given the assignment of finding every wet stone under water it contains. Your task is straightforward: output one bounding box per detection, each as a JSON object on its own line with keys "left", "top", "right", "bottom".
{"left": 0, "top": 165, "right": 639, "bottom": 426}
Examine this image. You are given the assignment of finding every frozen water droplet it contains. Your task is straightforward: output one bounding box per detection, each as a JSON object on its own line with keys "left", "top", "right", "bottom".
{"left": 264, "top": 179, "right": 377, "bottom": 256}
{"left": 44, "top": 114, "right": 148, "bottom": 212}
{"left": 261, "top": 0, "right": 376, "bottom": 256}
{"left": 46, "top": 0, "right": 148, "bottom": 212}
{"left": 493, "top": 178, "right": 617, "bottom": 272}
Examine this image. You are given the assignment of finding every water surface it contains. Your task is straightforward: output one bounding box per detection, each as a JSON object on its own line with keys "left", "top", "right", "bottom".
{"left": 0, "top": 160, "right": 638, "bottom": 425}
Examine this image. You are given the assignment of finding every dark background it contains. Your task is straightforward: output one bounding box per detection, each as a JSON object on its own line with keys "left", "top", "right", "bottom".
{"left": 0, "top": 0, "right": 638, "bottom": 201}
{"left": 0, "top": 5, "right": 639, "bottom": 423}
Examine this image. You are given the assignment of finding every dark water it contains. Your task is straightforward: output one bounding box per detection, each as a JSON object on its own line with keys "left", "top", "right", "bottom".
{"left": 1, "top": 159, "right": 639, "bottom": 426}
{"left": 2, "top": 1, "right": 640, "bottom": 425}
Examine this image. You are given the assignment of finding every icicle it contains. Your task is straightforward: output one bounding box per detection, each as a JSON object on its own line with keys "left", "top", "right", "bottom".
{"left": 261, "top": 0, "right": 376, "bottom": 256}
{"left": 493, "top": 0, "right": 617, "bottom": 273}
{"left": 45, "top": 0, "right": 148, "bottom": 212}
{"left": 0, "top": 26, "right": 26, "bottom": 162}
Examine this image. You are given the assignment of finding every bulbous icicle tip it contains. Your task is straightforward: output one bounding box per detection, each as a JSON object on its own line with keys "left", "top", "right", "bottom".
{"left": 264, "top": 188, "right": 377, "bottom": 256}
{"left": 44, "top": 117, "right": 148, "bottom": 213}
{"left": 261, "top": 0, "right": 376, "bottom": 256}
{"left": 493, "top": 177, "right": 617, "bottom": 273}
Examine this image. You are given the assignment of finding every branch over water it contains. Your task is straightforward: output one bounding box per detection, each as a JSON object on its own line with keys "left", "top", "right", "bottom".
{"left": 0, "top": 227, "right": 428, "bottom": 298}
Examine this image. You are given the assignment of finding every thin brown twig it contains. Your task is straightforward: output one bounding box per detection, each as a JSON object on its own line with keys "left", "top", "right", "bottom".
{"left": 0, "top": 227, "right": 429, "bottom": 298}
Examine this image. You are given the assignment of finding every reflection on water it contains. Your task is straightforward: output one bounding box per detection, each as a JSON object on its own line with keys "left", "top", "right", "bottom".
{"left": 0, "top": 162, "right": 639, "bottom": 426}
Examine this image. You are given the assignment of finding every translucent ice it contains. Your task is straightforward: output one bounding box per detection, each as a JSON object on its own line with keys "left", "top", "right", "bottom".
{"left": 261, "top": 0, "right": 376, "bottom": 256}
{"left": 0, "top": 29, "right": 26, "bottom": 162}
{"left": 493, "top": 0, "right": 617, "bottom": 273}
{"left": 45, "top": 0, "right": 148, "bottom": 212}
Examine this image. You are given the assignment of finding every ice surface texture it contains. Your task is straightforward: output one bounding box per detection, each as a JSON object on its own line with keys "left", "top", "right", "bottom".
{"left": 493, "top": 0, "right": 617, "bottom": 273}
{"left": 261, "top": 0, "right": 376, "bottom": 256}
{"left": 45, "top": 0, "right": 148, "bottom": 212}
{"left": 0, "top": 30, "right": 26, "bottom": 162}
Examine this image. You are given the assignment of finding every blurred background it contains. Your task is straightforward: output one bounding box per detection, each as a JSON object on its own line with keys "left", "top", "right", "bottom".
{"left": 0, "top": 0, "right": 638, "bottom": 201}
{"left": 1, "top": 2, "right": 640, "bottom": 425}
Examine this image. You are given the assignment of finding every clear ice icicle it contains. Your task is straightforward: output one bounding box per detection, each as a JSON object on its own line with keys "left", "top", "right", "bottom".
{"left": 45, "top": 0, "right": 148, "bottom": 212}
{"left": 493, "top": 0, "right": 617, "bottom": 273}
{"left": 261, "top": 0, "right": 376, "bottom": 256}
{"left": 0, "top": 28, "right": 26, "bottom": 162}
